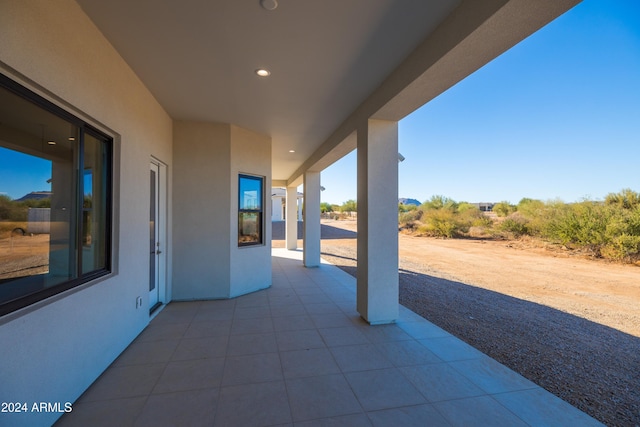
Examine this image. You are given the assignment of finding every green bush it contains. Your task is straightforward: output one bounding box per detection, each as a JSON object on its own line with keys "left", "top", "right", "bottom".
{"left": 544, "top": 201, "right": 610, "bottom": 255}
{"left": 339, "top": 199, "right": 357, "bottom": 213}
{"left": 421, "top": 195, "right": 458, "bottom": 211}
{"left": 399, "top": 208, "right": 422, "bottom": 225}
{"left": 499, "top": 214, "right": 530, "bottom": 237}
{"left": 0, "top": 195, "right": 31, "bottom": 221}
{"left": 602, "top": 234, "right": 640, "bottom": 262}
{"left": 605, "top": 188, "right": 640, "bottom": 210}
{"left": 398, "top": 203, "right": 417, "bottom": 213}
{"left": 492, "top": 201, "right": 516, "bottom": 217}
{"left": 320, "top": 202, "right": 333, "bottom": 213}
{"left": 418, "top": 208, "right": 467, "bottom": 238}
{"left": 399, "top": 191, "right": 640, "bottom": 263}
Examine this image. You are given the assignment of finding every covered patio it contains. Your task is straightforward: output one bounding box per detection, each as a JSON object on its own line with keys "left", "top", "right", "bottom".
{"left": 55, "top": 249, "right": 602, "bottom": 427}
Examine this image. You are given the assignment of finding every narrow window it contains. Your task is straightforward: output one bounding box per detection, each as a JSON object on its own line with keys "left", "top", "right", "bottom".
{"left": 0, "top": 74, "right": 112, "bottom": 316}
{"left": 238, "top": 174, "right": 264, "bottom": 246}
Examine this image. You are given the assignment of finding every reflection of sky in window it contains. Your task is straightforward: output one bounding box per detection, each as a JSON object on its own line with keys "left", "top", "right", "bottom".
{"left": 84, "top": 170, "right": 92, "bottom": 198}
{"left": 0, "top": 147, "right": 51, "bottom": 199}
{"left": 240, "top": 176, "right": 261, "bottom": 210}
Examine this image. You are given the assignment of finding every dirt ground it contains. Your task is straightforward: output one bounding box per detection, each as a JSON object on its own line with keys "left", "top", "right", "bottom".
{"left": 274, "top": 219, "right": 640, "bottom": 426}
{"left": 317, "top": 219, "right": 640, "bottom": 338}
{"left": 0, "top": 233, "right": 49, "bottom": 279}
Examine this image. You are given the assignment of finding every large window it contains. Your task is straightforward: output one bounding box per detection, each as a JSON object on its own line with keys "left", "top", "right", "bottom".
{"left": 0, "top": 74, "right": 112, "bottom": 316}
{"left": 238, "top": 174, "right": 264, "bottom": 246}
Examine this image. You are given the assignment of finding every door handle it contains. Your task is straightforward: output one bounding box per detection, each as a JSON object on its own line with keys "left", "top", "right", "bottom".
{"left": 156, "top": 250, "right": 162, "bottom": 255}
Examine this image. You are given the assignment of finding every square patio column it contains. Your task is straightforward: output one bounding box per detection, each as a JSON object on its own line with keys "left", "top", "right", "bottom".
{"left": 285, "top": 186, "right": 298, "bottom": 250}
{"left": 357, "top": 119, "right": 399, "bottom": 324}
{"left": 303, "top": 171, "right": 321, "bottom": 267}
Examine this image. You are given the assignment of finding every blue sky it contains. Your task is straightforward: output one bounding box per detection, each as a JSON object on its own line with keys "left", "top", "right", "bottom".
{"left": 320, "top": 0, "right": 640, "bottom": 206}
{"left": 0, "top": 147, "right": 52, "bottom": 199}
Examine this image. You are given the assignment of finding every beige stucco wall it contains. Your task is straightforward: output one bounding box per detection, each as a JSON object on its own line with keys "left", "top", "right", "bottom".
{"left": 173, "top": 121, "right": 232, "bottom": 299}
{"left": 173, "top": 122, "right": 272, "bottom": 299}
{"left": 229, "top": 125, "right": 272, "bottom": 297}
{"left": 0, "top": 1, "right": 173, "bottom": 426}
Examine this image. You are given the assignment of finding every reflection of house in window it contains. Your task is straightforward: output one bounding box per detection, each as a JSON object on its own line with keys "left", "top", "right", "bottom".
{"left": 238, "top": 174, "right": 264, "bottom": 246}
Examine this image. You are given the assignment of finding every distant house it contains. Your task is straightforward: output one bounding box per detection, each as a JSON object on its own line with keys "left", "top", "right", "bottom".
{"left": 473, "top": 202, "right": 495, "bottom": 212}
{"left": 271, "top": 188, "right": 303, "bottom": 221}
{"left": 27, "top": 208, "right": 51, "bottom": 234}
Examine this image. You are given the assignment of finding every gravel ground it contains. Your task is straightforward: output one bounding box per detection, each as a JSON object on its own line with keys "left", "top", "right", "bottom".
{"left": 319, "top": 241, "right": 640, "bottom": 427}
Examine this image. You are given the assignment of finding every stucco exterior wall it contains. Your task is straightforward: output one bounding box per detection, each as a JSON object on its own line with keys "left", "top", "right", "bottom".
{"left": 0, "top": 1, "right": 173, "bottom": 426}
{"left": 172, "top": 121, "right": 232, "bottom": 299}
{"left": 229, "top": 125, "right": 272, "bottom": 297}
{"left": 172, "top": 123, "right": 272, "bottom": 299}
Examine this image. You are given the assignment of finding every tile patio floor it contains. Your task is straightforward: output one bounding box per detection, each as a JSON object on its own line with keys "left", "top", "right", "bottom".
{"left": 56, "top": 248, "right": 603, "bottom": 427}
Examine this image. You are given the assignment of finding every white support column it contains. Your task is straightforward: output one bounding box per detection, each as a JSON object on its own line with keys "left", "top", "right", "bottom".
{"left": 303, "top": 171, "right": 321, "bottom": 267}
{"left": 285, "top": 186, "right": 298, "bottom": 250}
{"left": 357, "top": 119, "right": 399, "bottom": 324}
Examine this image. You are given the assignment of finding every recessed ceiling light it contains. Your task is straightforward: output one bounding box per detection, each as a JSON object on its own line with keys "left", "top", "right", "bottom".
{"left": 68, "top": 136, "right": 76, "bottom": 141}
{"left": 288, "top": 150, "right": 295, "bottom": 153}
{"left": 260, "top": 0, "right": 278, "bottom": 11}
{"left": 47, "top": 140, "right": 56, "bottom": 145}
{"left": 255, "top": 68, "right": 271, "bottom": 77}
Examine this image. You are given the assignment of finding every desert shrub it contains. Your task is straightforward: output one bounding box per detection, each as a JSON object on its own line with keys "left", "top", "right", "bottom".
{"left": 544, "top": 201, "right": 611, "bottom": 256}
{"left": 602, "top": 234, "right": 640, "bottom": 262}
{"left": 519, "top": 201, "right": 552, "bottom": 237}
{"left": 492, "top": 201, "right": 516, "bottom": 217}
{"left": 421, "top": 195, "right": 457, "bottom": 211}
{"left": 600, "top": 205, "right": 640, "bottom": 261}
{"left": 398, "top": 203, "right": 417, "bottom": 213}
{"left": 320, "top": 202, "right": 333, "bottom": 213}
{"left": 456, "top": 202, "right": 475, "bottom": 213}
{"left": 466, "top": 207, "right": 489, "bottom": 224}
{"left": 499, "top": 213, "right": 530, "bottom": 237}
{"left": 0, "top": 221, "right": 28, "bottom": 239}
{"left": 400, "top": 191, "right": 640, "bottom": 262}
{"left": 418, "top": 208, "right": 467, "bottom": 238}
{"left": 605, "top": 188, "right": 640, "bottom": 210}
{"left": 399, "top": 208, "right": 422, "bottom": 225}
{"left": 0, "top": 195, "right": 27, "bottom": 221}
{"left": 339, "top": 199, "right": 357, "bottom": 214}
{"left": 517, "top": 198, "right": 545, "bottom": 217}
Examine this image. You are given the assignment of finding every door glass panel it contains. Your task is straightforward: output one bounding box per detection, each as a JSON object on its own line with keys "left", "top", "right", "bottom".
{"left": 149, "top": 169, "right": 156, "bottom": 292}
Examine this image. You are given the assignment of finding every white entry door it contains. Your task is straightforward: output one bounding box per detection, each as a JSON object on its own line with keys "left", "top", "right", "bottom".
{"left": 149, "top": 160, "right": 166, "bottom": 312}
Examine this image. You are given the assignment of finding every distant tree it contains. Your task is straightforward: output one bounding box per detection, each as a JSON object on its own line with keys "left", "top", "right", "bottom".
{"left": 456, "top": 202, "right": 476, "bottom": 213}
{"left": 0, "top": 194, "right": 31, "bottom": 221}
{"left": 398, "top": 203, "right": 417, "bottom": 213}
{"left": 0, "top": 194, "right": 13, "bottom": 220}
{"left": 421, "top": 195, "right": 457, "bottom": 211}
{"left": 605, "top": 188, "right": 640, "bottom": 210}
{"left": 515, "top": 198, "right": 543, "bottom": 216}
{"left": 18, "top": 198, "right": 51, "bottom": 209}
{"left": 320, "top": 202, "right": 333, "bottom": 213}
{"left": 340, "top": 199, "right": 357, "bottom": 213}
{"left": 493, "top": 201, "right": 516, "bottom": 217}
